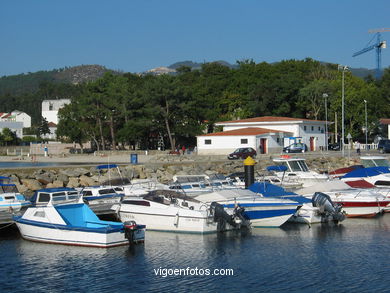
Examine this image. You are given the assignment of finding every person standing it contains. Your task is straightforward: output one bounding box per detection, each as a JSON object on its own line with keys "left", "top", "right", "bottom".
{"left": 181, "top": 145, "right": 186, "bottom": 155}
{"left": 356, "top": 141, "right": 361, "bottom": 155}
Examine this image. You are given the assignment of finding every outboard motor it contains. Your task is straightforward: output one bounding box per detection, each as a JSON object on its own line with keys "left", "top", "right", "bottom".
{"left": 124, "top": 221, "right": 146, "bottom": 245}
{"left": 312, "top": 192, "right": 345, "bottom": 223}
{"left": 209, "top": 202, "right": 250, "bottom": 232}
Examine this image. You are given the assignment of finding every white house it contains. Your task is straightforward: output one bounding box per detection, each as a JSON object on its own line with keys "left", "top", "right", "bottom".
{"left": 196, "top": 116, "right": 328, "bottom": 155}
{"left": 0, "top": 111, "right": 31, "bottom": 128}
{"left": 41, "top": 99, "right": 71, "bottom": 139}
{"left": 42, "top": 99, "right": 71, "bottom": 125}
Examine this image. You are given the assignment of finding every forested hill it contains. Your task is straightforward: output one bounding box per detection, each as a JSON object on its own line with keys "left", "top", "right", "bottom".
{"left": 0, "top": 65, "right": 112, "bottom": 95}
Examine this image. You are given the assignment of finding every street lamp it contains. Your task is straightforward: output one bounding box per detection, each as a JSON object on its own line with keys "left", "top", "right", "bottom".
{"left": 364, "top": 99, "right": 368, "bottom": 150}
{"left": 323, "top": 93, "right": 328, "bottom": 151}
{"left": 338, "top": 65, "right": 348, "bottom": 156}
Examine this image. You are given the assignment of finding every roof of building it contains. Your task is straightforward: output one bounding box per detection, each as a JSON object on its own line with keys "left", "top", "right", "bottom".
{"left": 198, "top": 127, "right": 291, "bottom": 137}
{"left": 380, "top": 118, "right": 390, "bottom": 125}
{"left": 216, "top": 116, "right": 325, "bottom": 124}
{"left": 48, "top": 122, "right": 57, "bottom": 127}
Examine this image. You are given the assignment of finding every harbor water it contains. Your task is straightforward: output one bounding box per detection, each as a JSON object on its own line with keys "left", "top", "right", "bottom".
{"left": 1, "top": 214, "right": 390, "bottom": 293}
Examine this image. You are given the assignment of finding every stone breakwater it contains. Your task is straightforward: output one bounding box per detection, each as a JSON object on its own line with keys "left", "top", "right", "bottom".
{"left": 0, "top": 155, "right": 361, "bottom": 196}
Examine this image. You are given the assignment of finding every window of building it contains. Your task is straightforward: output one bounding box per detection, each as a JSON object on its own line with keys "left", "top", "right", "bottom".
{"left": 49, "top": 103, "right": 54, "bottom": 111}
{"left": 304, "top": 126, "right": 307, "bottom": 131}
{"left": 241, "top": 138, "right": 248, "bottom": 144}
{"left": 205, "top": 139, "right": 212, "bottom": 145}
{"left": 311, "top": 126, "right": 314, "bottom": 131}
{"left": 318, "top": 126, "right": 321, "bottom": 131}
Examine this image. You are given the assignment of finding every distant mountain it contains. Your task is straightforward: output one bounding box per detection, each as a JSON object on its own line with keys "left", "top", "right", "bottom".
{"left": 166, "top": 60, "right": 375, "bottom": 79}
{"left": 0, "top": 65, "right": 113, "bottom": 95}
{"left": 349, "top": 67, "right": 376, "bottom": 79}
{"left": 168, "top": 60, "right": 238, "bottom": 70}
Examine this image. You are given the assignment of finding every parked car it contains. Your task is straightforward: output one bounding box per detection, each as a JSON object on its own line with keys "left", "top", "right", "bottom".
{"left": 69, "top": 148, "right": 96, "bottom": 154}
{"left": 328, "top": 142, "right": 341, "bottom": 151}
{"left": 283, "top": 143, "right": 308, "bottom": 153}
{"left": 227, "top": 147, "right": 257, "bottom": 160}
{"left": 377, "top": 139, "right": 390, "bottom": 153}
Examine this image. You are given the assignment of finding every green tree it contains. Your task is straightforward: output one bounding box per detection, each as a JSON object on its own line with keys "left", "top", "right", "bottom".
{"left": 37, "top": 117, "right": 50, "bottom": 138}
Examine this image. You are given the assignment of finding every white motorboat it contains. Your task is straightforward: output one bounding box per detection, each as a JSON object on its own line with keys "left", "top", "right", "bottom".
{"left": 194, "top": 189, "right": 300, "bottom": 227}
{"left": 169, "top": 174, "right": 238, "bottom": 196}
{"left": 249, "top": 182, "right": 345, "bottom": 225}
{"left": 341, "top": 166, "right": 390, "bottom": 187}
{"left": 360, "top": 156, "right": 390, "bottom": 167}
{"left": 227, "top": 172, "right": 302, "bottom": 189}
{"left": 112, "top": 190, "right": 248, "bottom": 233}
{"left": 14, "top": 189, "right": 145, "bottom": 247}
{"left": 270, "top": 156, "right": 328, "bottom": 187}
{"left": 0, "top": 176, "right": 31, "bottom": 212}
{"left": 96, "top": 164, "right": 171, "bottom": 197}
{"left": 297, "top": 181, "right": 390, "bottom": 217}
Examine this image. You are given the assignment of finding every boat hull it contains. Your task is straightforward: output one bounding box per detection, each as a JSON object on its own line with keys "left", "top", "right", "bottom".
{"left": 332, "top": 201, "right": 386, "bottom": 218}
{"left": 118, "top": 210, "right": 218, "bottom": 233}
{"left": 222, "top": 202, "right": 298, "bottom": 227}
{"left": 15, "top": 220, "right": 130, "bottom": 248}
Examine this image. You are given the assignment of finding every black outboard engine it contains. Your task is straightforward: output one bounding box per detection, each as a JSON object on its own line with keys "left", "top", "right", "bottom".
{"left": 124, "top": 221, "right": 146, "bottom": 245}
{"left": 210, "top": 202, "right": 250, "bottom": 232}
{"left": 312, "top": 192, "right": 345, "bottom": 223}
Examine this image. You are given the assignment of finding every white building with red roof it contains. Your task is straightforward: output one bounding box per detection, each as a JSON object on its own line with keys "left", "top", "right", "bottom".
{"left": 196, "top": 116, "right": 328, "bottom": 155}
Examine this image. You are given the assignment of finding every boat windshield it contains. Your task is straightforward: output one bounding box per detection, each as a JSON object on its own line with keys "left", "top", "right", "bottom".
{"left": 288, "top": 160, "right": 309, "bottom": 172}
{"left": 361, "top": 158, "right": 390, "bottom": 167}
{"left": 0, "top": 185, "right": 18, "bottom": 193}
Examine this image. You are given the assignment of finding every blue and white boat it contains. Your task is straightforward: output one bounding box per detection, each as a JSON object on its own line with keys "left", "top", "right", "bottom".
{"left": 250, "top": 182, "right": 346, "bottom": 224}
{"left": 14, "top": 188, "right": 145, "bottom": 248}
{"left": 0, "top": 176, "right": 31, "bottom": 212}
{"left": 194, "top": 189, "right": 300, "bottom": 227}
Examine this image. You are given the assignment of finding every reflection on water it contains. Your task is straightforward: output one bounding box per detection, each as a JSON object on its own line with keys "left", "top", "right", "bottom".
{"left": 1, "top": 214, "right": 390, "bottom": 292}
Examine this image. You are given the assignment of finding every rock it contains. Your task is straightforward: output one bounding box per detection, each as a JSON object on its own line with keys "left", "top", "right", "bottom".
{"left": 15, "top": 182, "right": 28, "bottom": 193}
{"left": 67, "top": 177, "right": 80, "bottom": 188}
{"left": 36, "top": 174, "right": 53, "bottom": 185}
{"left": 57, "top": 174, "right": 69, "bottom": 184}
{"left": 21, "top": 179, "right": 42, "bottom": 191}
{"left": 46, "top": 180, "right": 64, "bottom": 188}
{"left": 79, "top": 175, "right": 97, "bottom": 187}
{"left": 60, "top": 168, "right": 89, "bottom": 178}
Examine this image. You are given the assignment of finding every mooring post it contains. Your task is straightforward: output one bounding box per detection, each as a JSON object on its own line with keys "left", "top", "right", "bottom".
{"left": 244, "top": 156, "right": 256, "bottom": 189}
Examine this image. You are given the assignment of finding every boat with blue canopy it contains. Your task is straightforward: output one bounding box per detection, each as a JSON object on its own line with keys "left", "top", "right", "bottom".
{"left": 14, "top": 189, "right": 145, "bottom": 248}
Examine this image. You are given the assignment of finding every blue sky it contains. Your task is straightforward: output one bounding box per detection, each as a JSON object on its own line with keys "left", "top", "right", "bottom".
{"left": 1, "top": 0, "right": 390, "bottom": 76}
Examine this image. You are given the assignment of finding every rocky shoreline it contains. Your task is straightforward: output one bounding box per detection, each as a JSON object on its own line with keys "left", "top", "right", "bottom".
{"left": 0, "top": 153, "right": 363, "bottom": 196}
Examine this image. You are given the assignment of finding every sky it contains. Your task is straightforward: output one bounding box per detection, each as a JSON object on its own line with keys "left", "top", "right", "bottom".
{"left": 1, "top": 0, "right": 390, "bottom": 76}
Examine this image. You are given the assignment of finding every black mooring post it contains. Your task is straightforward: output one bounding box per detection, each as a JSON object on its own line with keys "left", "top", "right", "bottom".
{"left": 244, "top": 156, "right": 256, "bottom": 189}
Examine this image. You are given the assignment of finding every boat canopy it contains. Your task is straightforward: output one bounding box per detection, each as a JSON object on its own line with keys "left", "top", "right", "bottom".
{"left": 96, "top": 164, "right": 118, "bottom": 170}
{"left": 249, "top": 182, "right": 310, "bottom": 204}
{"left": 266, "top": 165, "right": 288, "bottom": 172}
{"left": 341, "top": 166, "right": 390, "bottom": 178}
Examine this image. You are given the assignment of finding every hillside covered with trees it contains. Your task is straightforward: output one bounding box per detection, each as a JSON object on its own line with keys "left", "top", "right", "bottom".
{"left": 48, "top": 58, "right": 390, "bottom": 151}
{"left": 0, "top": 59, "right": 388, "bottom": 149}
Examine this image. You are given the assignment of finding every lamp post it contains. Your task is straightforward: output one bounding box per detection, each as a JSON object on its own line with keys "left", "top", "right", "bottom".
{"left": 323, "top": 93, "right": 328, "bottom": 151}
{"left": 338, "top": 65, "right": 348, "bottom": 157}
{"left": 364, "top": 99, "right": 368, "bottom": 151}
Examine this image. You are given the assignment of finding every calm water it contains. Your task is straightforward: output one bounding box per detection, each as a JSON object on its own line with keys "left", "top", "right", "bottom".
{"left": 1, "top": 214, "right": 390, "bottom": 293}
